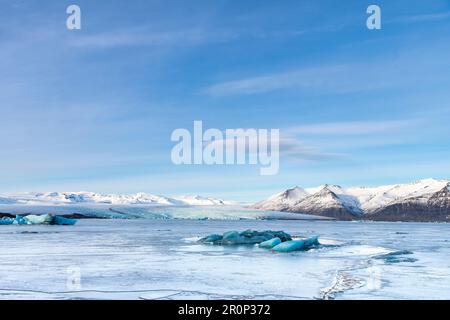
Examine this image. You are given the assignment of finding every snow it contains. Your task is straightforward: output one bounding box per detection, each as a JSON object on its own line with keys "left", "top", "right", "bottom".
{"left": 172, "top": 195, "right": 237, "bottom": 206}
{"left": 345, "top": 178, "right": 449, "bottom": 211}
{"left": 254, "top": 178, "right": 450, "bottom": 214}
{"left": 0, "top": 191, "right": 237, "bottom": 207}
{"left": 253, "top": 187, "right": 310, "bottom": 210}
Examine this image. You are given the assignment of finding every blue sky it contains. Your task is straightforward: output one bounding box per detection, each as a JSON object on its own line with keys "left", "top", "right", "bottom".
{"left": 1, "top": 0, "right": 450, "bottom": 201}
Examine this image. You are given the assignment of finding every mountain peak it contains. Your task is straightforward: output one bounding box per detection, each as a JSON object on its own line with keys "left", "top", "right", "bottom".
{"left": 252, "top": 179, "right": 450, "bottom": 221}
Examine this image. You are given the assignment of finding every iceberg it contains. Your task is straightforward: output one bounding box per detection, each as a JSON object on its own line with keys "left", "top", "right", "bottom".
{"left": 0, "top": 214, "right": 78, "bottom": 226}
{"left": 272, "top": 236, "right": 321, "bottom": 253}
{"left": 14, "top": 215, "right": 30, "bottom": 225}
{"left": 53, "top": 215, "right": 77, "bottom": 225}
{"left": 0, "top": 217, "right": 14, "bottom": 225}
{"left": 304, "top": 235, "right": 320, "bottom": 247}
{"left": 24, "top": 214, "right": 54, "bottom": 225}
{"left": 272, "top": 240, "right": 306, "bottom": 252}
{"left": 199, "top": 230, "right": 292, "bottom": 245}
{"left": 258, "top": 237, "right": 281, "bottom": 249}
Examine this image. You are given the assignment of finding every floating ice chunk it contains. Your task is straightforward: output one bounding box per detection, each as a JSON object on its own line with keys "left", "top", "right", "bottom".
{"left": 0, "top": 217, "right": 14, "bottom": 225}
{"left": 13, "top": 215, "right": 30, "bottom": 225}
{"left": 374, "top": 250, "right": 417, "bottom": 263}
{"left": 222, "top": 231, "right": 240, "bottom": 241}
{"left": 0, "top": 214, "right": 77, "bottom": 226}
{"left": 53, "top": 215, "right": 77, "bottom": 225}
{"left": 272, "top": 236, "right": 320, "bottom": 252}
{"left": 199, "top": 230, "right": 292, "bottom": 245}
{"left": 25, "top": 214, "right": 53, "bottom": 225}
{"left": 200, "top": 234, "right": 222, "bottom": 243}
{"left": 304, "top": 235, "right": 320, "bottom": 247}
{"left": 272, "top": 240, "right": 306, "bottom": 252}
{"left": 259, "top": 237, "right": 281, "bottom": 249}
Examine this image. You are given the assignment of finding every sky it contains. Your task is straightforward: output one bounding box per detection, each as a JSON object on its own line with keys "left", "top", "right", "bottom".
{"left": 1, "top": 0, "right": 450, "bottom": 201}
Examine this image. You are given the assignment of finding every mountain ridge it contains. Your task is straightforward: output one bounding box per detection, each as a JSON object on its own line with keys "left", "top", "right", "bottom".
{"left": 252, "top": 178, "right": 450, "bottom": 221}
{"left": 0, "top": 191, "right": 237, "bottom": 206}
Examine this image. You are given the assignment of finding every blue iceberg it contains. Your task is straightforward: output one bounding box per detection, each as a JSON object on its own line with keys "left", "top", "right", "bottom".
{"left": 272, "top": 236, "right": 320, "bottom": 253}
{"left": 304, "top": 235, "right": 320, "bottom": 247}
{"left": 0, "top": 214, "right": 78, "bottom": 226}
{"left": 199, "top": 230, "right": 292, "bottom": 245}
{"left": 0, "top": 217, "right": 14, "bottom": 225}
{"left": 259, "top": 237, "right": 282, "bottom": 249}
{"left": 14, "top": 215, "right": 30, "bottom": 225}
{"left": 272, "top": 240, "right": 306, "bottom": 252}
{"left": 53, "top": 215, "right": 77, "bottom": 225}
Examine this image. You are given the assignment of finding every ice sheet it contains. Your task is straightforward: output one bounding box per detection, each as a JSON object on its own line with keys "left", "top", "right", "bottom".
{"left": 0, "top": 218, "right": 448, "bottom": 300}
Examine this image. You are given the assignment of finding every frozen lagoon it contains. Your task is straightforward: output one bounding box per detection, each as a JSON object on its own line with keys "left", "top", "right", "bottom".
{"left": 0, "top": 211, "right": 449, "bottom": 300}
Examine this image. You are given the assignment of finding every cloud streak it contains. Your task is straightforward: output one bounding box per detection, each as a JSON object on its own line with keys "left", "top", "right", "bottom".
{"left": 68, "top": 28, "right": 239, "bottom": 49}
{"left": 389, "top": 11, "right": 450, "bottom": 24}
{"left": 202, "top": 61, "right": 407, "bottom": 97}
{"left": 287, "top": 119, "right": 420, "bottom": 136}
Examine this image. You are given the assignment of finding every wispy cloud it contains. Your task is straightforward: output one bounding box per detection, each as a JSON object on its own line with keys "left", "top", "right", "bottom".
{"left": 202, "top": 62, "right": 400, "bottom": 97}
{"left": 204, "top": 130, "right": 343, "bottom": 161}
{"left": 287, "top": 119, "right": 420, "bottom": 135}
{"left": 68, "top": 28, "right": 239, "bottom": 49}
{"left": 389, "top": 11, "right": 450, "bottom": 24}
{"left": 67, "top": 24, "right": 330, "bottom": 49}
{"left": 280, "top": 118, "right": 426, "bottom": 158}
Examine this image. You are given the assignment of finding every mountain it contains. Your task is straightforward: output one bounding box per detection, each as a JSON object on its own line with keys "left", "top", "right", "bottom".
{"left": 252, "top": 179, "right": 450, "bottom": 221}
{"left": 253, "top": 186, "right": 309, "bottom": 211}
{"left": 172, "top": 195, "right": 237, "bottom": 206}
{"left": 0, "top": 191, "right": 235, "bottom": 207}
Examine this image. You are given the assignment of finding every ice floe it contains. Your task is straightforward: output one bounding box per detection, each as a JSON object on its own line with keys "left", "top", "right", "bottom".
{"left": 258, "top": 237, "right": 282, "bottom": 249}
{"left": 198, "top": 230, "right": 292, "bottom": 245}
{"left": 199, "top": 229, "right": 321, "bottom": 252}
{"left": 0, "top": 214, "right": 77, "bottom": 226}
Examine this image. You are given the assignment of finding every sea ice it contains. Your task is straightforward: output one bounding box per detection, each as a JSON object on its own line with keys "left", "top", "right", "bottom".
{"left": 374, "top": 250, "right": 417, "bottom": 264}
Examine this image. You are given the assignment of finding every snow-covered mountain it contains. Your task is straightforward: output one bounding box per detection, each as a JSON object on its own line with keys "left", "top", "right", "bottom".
{"left": 172, "top": 195, "right": 237, "bottom": 206}
{"left": 0, "top": 191, "right": 236, "bottom": 206}
{"left": 252, "top": 179, "right": 450, "bottom": 221}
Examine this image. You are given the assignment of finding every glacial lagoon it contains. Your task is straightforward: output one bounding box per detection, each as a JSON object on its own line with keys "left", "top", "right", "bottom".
{"left": 0, "top": 206, "right": 448, "bottom": 300}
